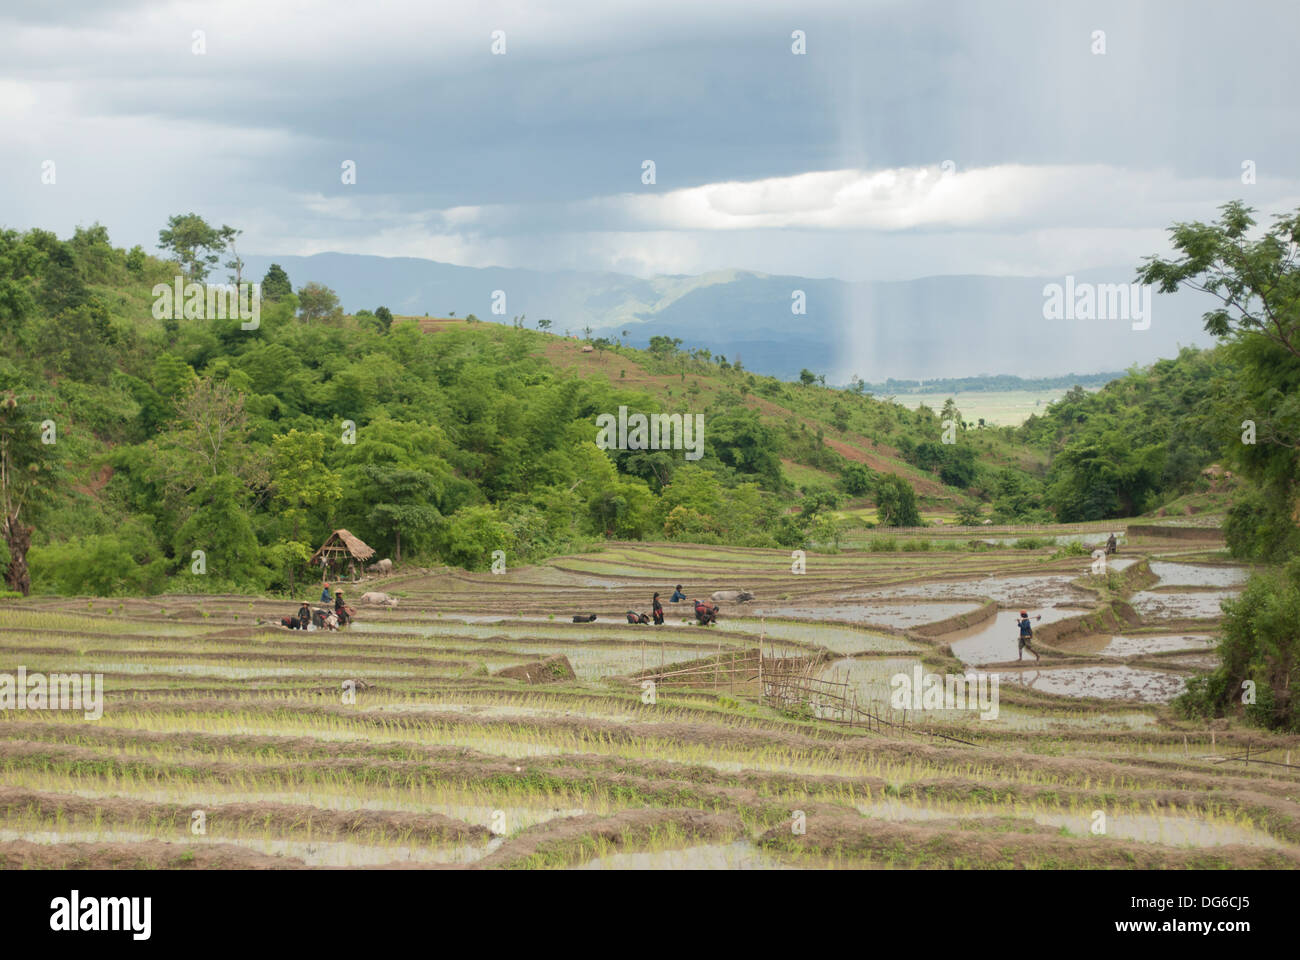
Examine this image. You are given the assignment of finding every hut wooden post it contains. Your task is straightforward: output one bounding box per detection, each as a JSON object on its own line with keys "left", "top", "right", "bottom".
{"left": 309, "top": 529, "right": 377, "bottom": 587}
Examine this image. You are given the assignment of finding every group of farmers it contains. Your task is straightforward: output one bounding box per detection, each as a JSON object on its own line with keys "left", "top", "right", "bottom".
{"left": 625, "top": 584, "right": 718, "bottom": 627}
{"left": 281, "top": 583, "right": 356, "bottom": 631}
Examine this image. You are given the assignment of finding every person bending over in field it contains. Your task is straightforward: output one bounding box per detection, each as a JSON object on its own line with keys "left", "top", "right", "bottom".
{"left": 694, "top": 599, "right": 718, "bottom": 626}
{"left": 1016, "top": 610, "right": 1041, "bottom": 661}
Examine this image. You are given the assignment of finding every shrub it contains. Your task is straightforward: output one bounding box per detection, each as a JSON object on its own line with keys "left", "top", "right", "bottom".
{"left": 1175, "top": 561, "right": 1300, "bottom": 731}
{"left": 30, "top": 520, "right": 169, "bottom": 596}
{"left": 1051, "top": 540, "right": 1091, "bottom": 558}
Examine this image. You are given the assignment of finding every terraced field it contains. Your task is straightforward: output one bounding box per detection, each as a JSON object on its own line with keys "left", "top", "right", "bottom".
{"left": 2, "top": 524, "right": 1298, "bottom": 870}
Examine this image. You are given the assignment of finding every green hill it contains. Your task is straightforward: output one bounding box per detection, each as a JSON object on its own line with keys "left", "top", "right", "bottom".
{"left": 0, "top": 219, "right": 1270, "bottom": 596}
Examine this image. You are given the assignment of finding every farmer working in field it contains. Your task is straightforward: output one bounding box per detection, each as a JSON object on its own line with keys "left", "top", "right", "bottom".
{"left": 1106, "top": 532, "right": 1118, "bottom": 555}
{"left": 334, "top": 590, "right": 354, "bottom": 627}
{"left": 1016, "top": 610, "right": 1041, "bottom": 661}
{"left": 652, "top": 592, "right": 664, "bottom": 625}
{"left": 670, "top": 584, "right": 687, "bottom": 602}
{"left": 694, "top": 599, "right": 718, "bottom": 626}
{"left": 321, "top": 582, "right": 333, "bottom": 603}
{"left": 280, "top": 601, "right": 313, "bottom": 630}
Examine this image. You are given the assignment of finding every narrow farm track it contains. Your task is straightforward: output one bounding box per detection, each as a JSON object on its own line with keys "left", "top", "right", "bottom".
{"left": 3, "top": 530, "right": 1298, "bottom": 869}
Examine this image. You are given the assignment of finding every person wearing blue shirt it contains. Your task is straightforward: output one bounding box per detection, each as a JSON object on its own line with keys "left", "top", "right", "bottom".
{"left": 1016, "top": 610, "right": 1041, "bottom": 661}
{"left": 670, "top": 584, "right": 686, "bottom": 602}
{"left": 321, "top": 583, "right": 333, "bottom": 604}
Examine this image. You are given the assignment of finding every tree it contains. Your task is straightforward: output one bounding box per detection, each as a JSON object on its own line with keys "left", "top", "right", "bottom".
{"left": 1139, "top": 201, "right": 1300, "bottom": 361}
{"left": 1045, "top": 429, "right": 1162, "bottom": 520}
{"left": 992, "top": 469, "right": 1049, "bottom": 524}
{"left": 174, "top": 473, "right": 262, "bottom": 586}
{"left": 841, "top": 462, "right": 874, "bottom": 496}
{"left": 874, "top": 474, "right": 921, "bottom": 526}
{"left": 363, "top": 465, "right": 443, "bottom": 562}
{"left": 125, "top": 245, "right": 147, "bottom": 275}
{"left": 1178, "top": 560, "right": 1300, "bottom": 731}
{"left": 538, "top": 318, "right": 552, "bottom": 332}
{"left": 220, "top": 225, "right": 244, "bottom": 285}
{"left": 810, "top": 512, "right": 844, "bottom": 551}
{"left": 941, "top": 397, "right": 963, "bottom": 431}
{"left": 938, "top": 446, "right": 977, "bottom": 488}
{"left": 70, "top": 223, "right": 115, "bottom": 281}
{"left": 648, "top": 336, "right": 682, "bottom": 357}
{"left": 29, "top": 519, "right": 166, "bottom": 596}
{"left": 1139, "top": 202, "right": 1300, "bottom": 560}
{"left": 799, "top": 369, "right": 817, "bottom": 386}
{"left": 799, "top": 488, "right": 841, "bottom": 520}
{"left": 37, "top": 296, "right": 119, "bottom": 383}
{"left": 270, "top": 430, "right": 342, "bottom": 587}
{"left": 261, "top": 263, "right": 292, "bottom": 302}
{"left": 148, "top": 377, "right": 266, "bottom": 528}
{"left": 157, "top": 213, "right": 228, "bottom": 282}
{"left": 587, "top": 479, "right": 655, "bottom": 539}
{"left": 440, "top": 504, "right": 506, "bottom": 569}
{"left": 709, "top": 408, "right": 783, "bottom": 489}
{"left": 298, "top": 282, "right": 341, "bottom": 324}
{"left": 374, "top": 306, "right": 393, "bottom": 331}
{"left": 171, "top": 378, "right": 259, "bottom": 482}
{"left": 0, "top": 391, "right": 63, "bottom": 594}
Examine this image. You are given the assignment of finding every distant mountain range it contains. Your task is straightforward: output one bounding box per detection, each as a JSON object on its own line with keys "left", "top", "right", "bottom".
{"left": 239, "top": 252, "right": 1218, "bottom": 383}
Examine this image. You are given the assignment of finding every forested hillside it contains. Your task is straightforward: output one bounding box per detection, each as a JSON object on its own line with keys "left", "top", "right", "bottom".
{"left": 0, "top": 220, "right": 1041, "bottom": 597}
{"left": 1016, "top": 347, "right": 1232, "bottom": 521}
{"left": 3, "top": 205, "right": 1293, "bottom": 598}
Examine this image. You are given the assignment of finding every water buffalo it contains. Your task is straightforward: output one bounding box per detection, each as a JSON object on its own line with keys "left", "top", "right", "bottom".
{"left": 710, "top": 590, "right": 755, "bottom": 604}
{"left": 366, "top": 558, "right": 393, "bottom": 575}
{"left": 360, "top": 591, "right": 398, "bottom": 606}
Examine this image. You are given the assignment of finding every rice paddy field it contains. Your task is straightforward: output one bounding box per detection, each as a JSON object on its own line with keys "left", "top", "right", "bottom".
{"left": 882, "top": 388, "right": 1086, "bottom": 427}
{"left": 2, "top": 522, "right": 1298, "bottom": 871}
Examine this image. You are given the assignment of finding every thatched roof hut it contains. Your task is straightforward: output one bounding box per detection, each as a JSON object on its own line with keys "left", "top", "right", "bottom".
{"left": 310, "top": 529, "right": 376, "bottom": 568}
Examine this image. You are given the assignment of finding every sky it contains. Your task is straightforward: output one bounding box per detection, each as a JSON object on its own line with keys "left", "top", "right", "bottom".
{"left": 2, "top": 0, "right": 1298, "bottom": 283}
